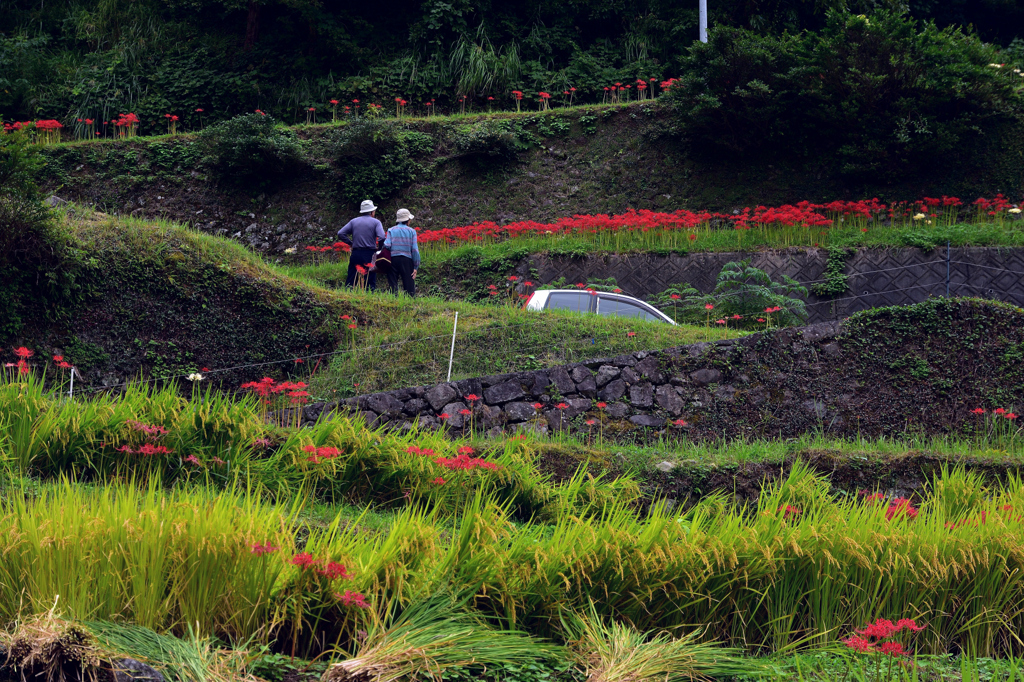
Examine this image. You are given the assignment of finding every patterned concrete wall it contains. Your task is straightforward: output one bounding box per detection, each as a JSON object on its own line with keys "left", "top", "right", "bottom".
{"left": 514, "top": 247, "right": 1024, "bottom": 323}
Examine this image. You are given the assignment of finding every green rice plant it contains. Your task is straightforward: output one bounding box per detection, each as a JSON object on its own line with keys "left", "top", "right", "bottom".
{"left": 0, "top": 479, "right": 296, "bottom": 642}
{"left": 561, "top": 602, "right": 755, "bottom": 681}
{"left": 322, "top": 592, "right": 555, "bottom": 682}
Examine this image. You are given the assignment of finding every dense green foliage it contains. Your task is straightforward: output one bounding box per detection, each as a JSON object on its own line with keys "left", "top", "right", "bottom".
{"left": 669, "top": 12, "right": 1024, "bottom": 183}
{"left": 199, "top": 112, "right": 302, "bottom": 188}
{"left": 2, "top": 0, "right": 1023, "bottom": 126}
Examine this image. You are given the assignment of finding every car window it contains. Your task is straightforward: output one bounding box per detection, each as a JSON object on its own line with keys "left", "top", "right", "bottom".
{"left": 545, "top": 292, "right": 593, "bottom": 313}
{"left": 597, "top": 296, "right": 663, "bottom": 321}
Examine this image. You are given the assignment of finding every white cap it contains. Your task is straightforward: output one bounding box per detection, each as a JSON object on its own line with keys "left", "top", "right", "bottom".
{"left": 359, "top": 199, "right": 377, "bottom": 213}
{"left": 396, "top": 208, "right": 415, "bottom": 222}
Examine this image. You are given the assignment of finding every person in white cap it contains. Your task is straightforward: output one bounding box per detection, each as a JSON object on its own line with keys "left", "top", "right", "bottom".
{"left": 337, "top": 199, "right": 386, "bottom": 290}
{"left": 384, "top": 208, "right": 420, "bottom": 296}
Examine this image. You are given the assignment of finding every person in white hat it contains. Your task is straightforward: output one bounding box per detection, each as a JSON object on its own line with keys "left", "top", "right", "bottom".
{"left": 383, "top": 208, "right": 420, "bottom": 296}
{"left": 337, "top": 199, "right": 386, "bottom": 290}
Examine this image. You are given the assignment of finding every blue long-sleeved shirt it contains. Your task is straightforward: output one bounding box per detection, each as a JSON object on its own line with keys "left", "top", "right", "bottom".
{"left": 384, "top": 224, "right": 421, "bottom": 269}
{"left": 337, "top": 215, "right": 385, "bottom": 250}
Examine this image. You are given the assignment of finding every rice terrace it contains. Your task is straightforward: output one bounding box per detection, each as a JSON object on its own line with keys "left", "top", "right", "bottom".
{"left": 5, "top": 2, "right": 1024, "bottom": 681}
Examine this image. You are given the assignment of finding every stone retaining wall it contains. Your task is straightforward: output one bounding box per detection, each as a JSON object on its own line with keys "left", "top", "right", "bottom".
{"left": 513, "top": 247, "right": 1024, "bottom": 323}
{"left": 302, "top": 321, "right": 855, "bottom": 440}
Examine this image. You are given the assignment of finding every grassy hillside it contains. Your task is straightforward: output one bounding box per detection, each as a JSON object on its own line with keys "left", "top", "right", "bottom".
{"left": 9, "top": 207, "right": 730, "bottom": 396}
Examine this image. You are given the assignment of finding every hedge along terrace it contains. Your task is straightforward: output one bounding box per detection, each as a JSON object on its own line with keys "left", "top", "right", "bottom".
{"left": 4, "top": 462, "right": 1024, "bottom": 664}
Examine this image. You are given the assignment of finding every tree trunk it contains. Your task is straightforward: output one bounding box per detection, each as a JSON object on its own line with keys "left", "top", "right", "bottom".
{"left": 243, "top": 0, "right": 261, "bottom": 52}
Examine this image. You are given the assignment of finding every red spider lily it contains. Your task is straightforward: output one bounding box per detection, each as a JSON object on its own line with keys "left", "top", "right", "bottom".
{"left": 290, "top": 553, "right": 320, "bottom": 569}
{"left": 532, "top": 403, "right": 544, "bottom": 410}
{"left": 596, "top": 402, "right": 607, "bottom": 409}
{"left": 183, "top": 454, "right": 201, "bottom": 466}
{"left": 705, "top": 304, "right": 714, "bottom": 310}
{"left": 13, "top": 347, "right": 33, "bottom": 359}
{"left": 340, "top": 315, "right": 351, "bottom": 320}
{"left": 731, "top": 314, "right": 742, "bottom": 320}
{"left": 843, "top": 635, "right": 874, "bottom": 653}
{"left": 457, "top": 446, "right": 474, "bottom": 454}
{"left": 972, "top": 408, "right": 986, "bottom": 414}
{"left": 406, "top": 445, "right": 436, "bottom": 456}
{"left": 670, "top": 294, "right": 681, "bottom": 299}
{"left": 885, "top": 498, "right": 919, "bottom": 521}
{"left": 251, "top": 541, "right": 278, "bottom": 556}
{"left": 464, "top": 394, "right": 480, "bottom": 402}
{"left": 627, "top": 331, "right": 637, "bottom": 337}
{"left": 53, "top": 355, "right": 63, "bottom": 362}
{"left": 778, "top": 504, "right": 801, "bottom": 519}
{"left": 715, "top": 319, "right": 726, "bottom": 325}
{"left": 127, "top": 420, "right": 169, "bottom": 437}
{"left": 757, "top": 318, "right": 766, "bottom": 323}
{"left": 613, "top": 288, "right": 622, "bottom": 293}
{"left": 195, "top": 108, "right": 204, "bottom": 113}
{"left": 508, "top": 275, "right": 519, "bottom": 281}
{"left": 673, "top": 419, "right": 688, "bottom": 426}
{"left": 330, "top": 99, "right": 339, "bottom": 105}
{"left": 432, "top": 476, "right": 446, "bottom": 484}
{"left": 585, "top": 419, "right": 597, "bottom": 425}
{"left": 348, "top": 323, "right": 357, "bottom": 329}
{"left": 439, "top": 413, "right": 450, "bottom": 420}
{"left": 523, "top": 281, "right": 534, "bottom": 286}
{"left": 555, "top": 402, "right": 569, "bottom": 410}
{"left": 432, "top": 453, "right": 502, "bottom": 471}
{"left": 212, "top": 457, "right": 225, "bottom": 465}
{"left": 995, "top": 408, "right": 1007, "bottom": 415}
{"left": 355, "top": 264, "right": 368, "bottom": 275}
{"left": 337, "top": 590, "right": 371, "bottom": 608}
{"left": 1007, "top": 412, "right": 1019, "bottom": 420}
{"left": 459, "top": 409, "right": 472, "bottom": 416}
{"left": 318, "top": 561, "right": 350, "bottom": 580}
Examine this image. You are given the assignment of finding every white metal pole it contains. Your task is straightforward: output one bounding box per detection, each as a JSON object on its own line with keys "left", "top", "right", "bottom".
{"left": 699, "top": 0, "right": 708, "bottom": 42}
{"left": 446, "top": 311, "right": 459, "bottom": 382}
{"left": 69, "top": 368, "right": 75, "bottom": 398}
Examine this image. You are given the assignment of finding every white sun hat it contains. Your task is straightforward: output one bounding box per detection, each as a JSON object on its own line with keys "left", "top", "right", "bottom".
{"left": 396, "top": 208, "right": 415, "bottom": 222}
{"left": 359, "top": 199, "right": 377, "bottom": 213}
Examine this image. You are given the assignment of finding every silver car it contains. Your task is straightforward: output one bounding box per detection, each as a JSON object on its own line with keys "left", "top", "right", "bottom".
{"left": 523, "top": 289, "right": 676, "bottom": 324}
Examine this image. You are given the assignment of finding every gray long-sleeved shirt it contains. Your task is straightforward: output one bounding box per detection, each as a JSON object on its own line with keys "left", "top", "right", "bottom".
{"left": 337, "top": 215, "right": 385, "bottom": 250}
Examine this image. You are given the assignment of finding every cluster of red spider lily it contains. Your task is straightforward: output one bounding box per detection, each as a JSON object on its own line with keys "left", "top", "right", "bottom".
{"left": 298, "top": 197, "right": 1002, "bottom": 249}
{"left": 302, "top": 445, "right": 342, "bottom": 463}
{"left": 971, "top": 407, "right": 1019, "bottom": 419}
{"left": 432, "top": 447, "right": 502, "bottom": 472}
{"left": 4, "top": 348, "right": 74, "bottom": 375}
{"left": 778, "top": 504, "right": 802, "bottom": 520}
{"left": 601, "top": 78, "right": 662, "bottom": 104}
{"left": 290, "top": 553, "right": 352, "bottom": 581}
{"left": 115, "top": 419, "right": 176, "bottom": 457}
{"left": 843, "top": 618, "right": 925, "bottom": 658}
{"left": 240, "top": 377, "right": 310, "bottom": 405}
{"left": 860, "top": 491, "right": 920, "bottom": 521}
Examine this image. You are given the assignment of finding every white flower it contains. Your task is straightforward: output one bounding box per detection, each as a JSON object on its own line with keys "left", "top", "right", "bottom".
{"left": 284, "top": 247, "right": 297, "bottom": 254}
{"left": 912, "top": 213, "right": 926, "bottom": 220}
{"left": 989, "top": 63, "right": 1003, "bottom": 68}
{"left": 187, "top": 373, "right": 204, "bottom": 382}
{"left": 1010, "top": 208, "right": 1022, "bottom": 214}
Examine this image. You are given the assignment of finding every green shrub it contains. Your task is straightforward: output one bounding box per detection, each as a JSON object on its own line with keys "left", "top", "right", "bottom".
{"left": 450, "top": 120, "right": 523, "bottom": 162}
{"left": 670, "top": 12, "right": 1023, "bottom": 183}
{"left": 198, "top": 113, "right": 302, "bottom": 189}
{"left": 327, "top": 120, "right": 435, "bottom": 206}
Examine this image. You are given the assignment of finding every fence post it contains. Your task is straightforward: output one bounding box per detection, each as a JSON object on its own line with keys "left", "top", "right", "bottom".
{"left": 69, "top": 367, "right": 75, "bottom": 398}
{"left": 446, "top": 311, "right": 459, "bottom": 383}
{"left": 946, "top": 241, "right": 950, "bottom": 298}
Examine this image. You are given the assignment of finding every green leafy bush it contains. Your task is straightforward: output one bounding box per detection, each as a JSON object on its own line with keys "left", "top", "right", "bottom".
{"left": 327, "top": 120, "right": 435, "bottom": 205}
{"left": 670, "top": 12, "right": 1023, "bottom": 183}
{"left": 450, "top": 120, "right": 523, "bottom": 162}
{"left": 198, "top": 113, "right": 302, "bottom": 188}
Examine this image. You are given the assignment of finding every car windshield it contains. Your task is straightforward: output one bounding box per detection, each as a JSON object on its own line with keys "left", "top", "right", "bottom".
{"left": 545, "top": 292, "right": 593, "bottom": 313}
{"left": 597, "top": 296, "right": 663, "bottom": 321}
